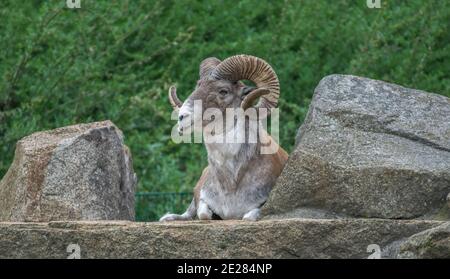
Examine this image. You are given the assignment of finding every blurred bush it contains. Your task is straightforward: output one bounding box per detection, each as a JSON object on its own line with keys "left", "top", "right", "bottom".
{"left": 0, "top": 0, "right": 449, "bottom": 220}
{"left": 136, "top": 192, "right": 192, "bottom": 221}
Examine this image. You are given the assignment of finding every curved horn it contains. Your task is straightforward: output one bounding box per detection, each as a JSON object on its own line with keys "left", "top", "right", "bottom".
{"left": 199, "top": 57, "right": 221, "bottom": 78}
{"left": 168, "top": 86, "right": 182, "bottom": 109}
{"left": 211, "top": 55, "right": 280, "bottom": 111}
{"left": 241, "top": 88, "right": 270, "bottom": 110}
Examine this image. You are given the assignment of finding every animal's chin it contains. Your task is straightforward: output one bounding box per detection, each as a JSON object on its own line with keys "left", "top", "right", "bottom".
{"left": 177, "top": 125, "right": 190, "bottom": 135}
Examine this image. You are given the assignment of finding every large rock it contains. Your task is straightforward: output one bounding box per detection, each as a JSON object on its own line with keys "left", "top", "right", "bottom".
{"left": 0, "top": 219, "right": 444, "bottom": 259}
{"left": 263, "top": 75, "right": 450, "bottom": 219}
{"left": 398, "top": 222, "right": 450, "bottom": 258}
{"left": 0, "top": 121, "right": 136, "bottom": 222}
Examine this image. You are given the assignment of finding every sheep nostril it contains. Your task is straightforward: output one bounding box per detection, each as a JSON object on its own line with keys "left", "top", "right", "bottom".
{"left": 179, "top": 113, "right": 190, "bottom": 122}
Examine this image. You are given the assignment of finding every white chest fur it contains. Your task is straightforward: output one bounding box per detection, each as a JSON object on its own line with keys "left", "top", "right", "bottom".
{"left": 201, "top": 123, "right": 270, "bottom": 219}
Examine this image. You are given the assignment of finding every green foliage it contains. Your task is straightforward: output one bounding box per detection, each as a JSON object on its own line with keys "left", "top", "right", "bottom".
{"left": 0, "top": 0, "right": 449, "bottom": 220}
{"left": 135, "top": 192, "right": 193, "bottom": 221}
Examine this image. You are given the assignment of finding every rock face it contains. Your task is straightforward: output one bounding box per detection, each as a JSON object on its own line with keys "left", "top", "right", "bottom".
{"left": 262, "top": 75, "right": 450, "bottom": 219}
{"left": 398, "top": 222, "right": 450, "bottom": 259}
{"left": 0, "top": 219, "right": 445, "bottom": 259}
{"left": 0, "top": 121, "right": 136, "bottom": 222}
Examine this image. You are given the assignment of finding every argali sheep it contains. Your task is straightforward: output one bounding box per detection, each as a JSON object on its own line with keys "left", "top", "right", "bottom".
{"left": 160, "top": 55, "right": 288, "bottom": 221}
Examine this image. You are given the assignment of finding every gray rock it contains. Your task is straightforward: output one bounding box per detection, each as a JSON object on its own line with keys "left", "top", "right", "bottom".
{"left": 262, "top": 75, "right": 450, "bottom": 219}
{"left": 262, "top": 208, "right": 342, "bottom": 220}
{"left": 398, "top": 222, "right": 450, "bottom": 258}
{"left": 0, "top": 121, "right": 136, "bottom": 222}
{"left": 0, "top": 219, "right": 444, "bottom": 259}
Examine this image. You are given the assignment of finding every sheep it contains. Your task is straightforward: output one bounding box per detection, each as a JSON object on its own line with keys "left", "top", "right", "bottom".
{"left": 160, "top": 55, "right": 288, "bottom": 221}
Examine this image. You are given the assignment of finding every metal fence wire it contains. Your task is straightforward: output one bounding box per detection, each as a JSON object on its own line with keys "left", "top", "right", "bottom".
{"left": 135, "top": 192, "right": 192, "bottom": 221}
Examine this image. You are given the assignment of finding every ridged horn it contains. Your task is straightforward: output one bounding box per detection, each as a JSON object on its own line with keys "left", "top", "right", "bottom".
{"left": 168, "top": 86, "right": 182, "bottom": 109}
{"left": 211, "top": 55, "right": 280, "bottom": 111}
{"left": 199, "top": 57, "right": 221, "bottom": 78}
{"left": 241, "top": 88, "right": 270, "bottom": 110}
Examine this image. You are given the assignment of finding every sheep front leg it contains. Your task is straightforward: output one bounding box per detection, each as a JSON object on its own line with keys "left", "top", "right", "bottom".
{"left": 197, "top": 199, "right": 213, "bottom": 220}
{"left": 159, "top": 198, "right": 196, "bottom": 222}
{"left": 242, "top": 208, "right": 260, "bottom": 221}
{"left": 159, "top": 212, "right": 192, "bottom": 222}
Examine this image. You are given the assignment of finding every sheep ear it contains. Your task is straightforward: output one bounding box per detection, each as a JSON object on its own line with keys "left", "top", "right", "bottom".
{"left": 241, "top": 86, "right": 256, "bottom": 97}
{"left": 241, "top": 88, "right": 270, "bottom": 110}
{"left": 199, "top": 57, "right": 221, "bottom": 78}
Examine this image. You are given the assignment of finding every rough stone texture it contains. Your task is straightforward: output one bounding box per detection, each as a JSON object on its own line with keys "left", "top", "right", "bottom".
{"left": 0, "top": 219, "right": 445, "bottom": 259}
{"left": 398, "top": 222, "right": 450, "bottom": 258}
{"left": 262, "top": 75, "right": 450, "bottom": 220}
{"left": 0, "top": 121, "right": 136, "bottom": 222}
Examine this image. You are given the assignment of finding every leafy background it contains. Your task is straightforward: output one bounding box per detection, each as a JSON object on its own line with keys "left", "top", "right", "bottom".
{"left": 0, "top": 0, "right": 449, "bottom": 220}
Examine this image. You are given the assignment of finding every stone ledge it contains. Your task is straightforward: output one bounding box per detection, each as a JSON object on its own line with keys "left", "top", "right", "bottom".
{"left": 0, "top": 218, "right": 446, "bottom": 259}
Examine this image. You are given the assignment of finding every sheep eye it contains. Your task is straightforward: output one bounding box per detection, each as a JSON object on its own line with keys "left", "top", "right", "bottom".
{"left": 219, "top": 89, "right": 229, "bottom": 95}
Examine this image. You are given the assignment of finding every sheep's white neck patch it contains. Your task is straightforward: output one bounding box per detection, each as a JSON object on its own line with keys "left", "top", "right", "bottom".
{"left": 171, "top": 102, "right": 280, "bottom": 155}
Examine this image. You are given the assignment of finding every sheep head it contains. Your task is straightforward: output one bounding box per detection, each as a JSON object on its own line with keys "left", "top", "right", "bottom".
{"left": 169, "top": 55, "right": 280, "bottom": 133}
